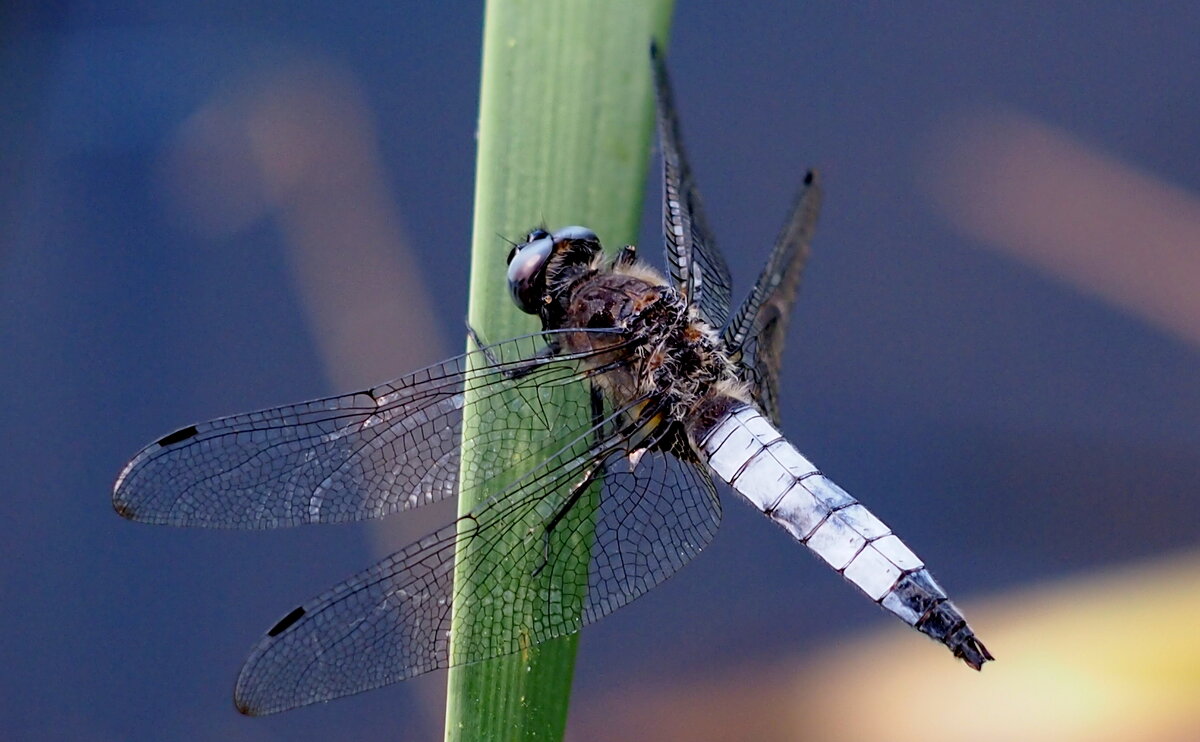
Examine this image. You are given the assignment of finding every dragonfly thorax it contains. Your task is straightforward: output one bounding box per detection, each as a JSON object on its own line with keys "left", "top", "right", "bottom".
{"left": 558, "top": 258, "right": 747, "bottom": 423}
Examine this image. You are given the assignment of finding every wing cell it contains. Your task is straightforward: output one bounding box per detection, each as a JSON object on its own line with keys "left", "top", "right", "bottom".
{"left": 233, "top": 408, "right": 720, "bottom": 715}
{"left": 651, "top": 44, "right": 734, "bottom": 328}
{"left": 723, "top": 170, "right": 822, "bottom": 423}
{"left": 113, "top": 330, "right": 626, "bottom": 528}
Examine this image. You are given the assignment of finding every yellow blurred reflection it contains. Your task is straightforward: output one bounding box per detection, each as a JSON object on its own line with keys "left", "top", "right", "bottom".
{"left": 575, "top": 552, "right": 1200, "bottom": 742}
{"left": 794, "top": 552, "right": 1200, "bottom": 742}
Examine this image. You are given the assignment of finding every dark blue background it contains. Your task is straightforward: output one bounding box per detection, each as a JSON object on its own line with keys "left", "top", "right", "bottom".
{"left": 2, "top": 3, "right": 1198, "bottom": 740}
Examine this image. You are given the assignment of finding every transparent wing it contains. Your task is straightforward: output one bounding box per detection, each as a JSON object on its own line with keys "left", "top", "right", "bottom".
{"left": 112, "top": 329, "right": 629, "bottom": 528}
{"left": 651, "top": 43, "right": 734, "bottom": 328}
{"left": 232, "top": 411, "right": 721, "bottom": 715}
{"left": 723, "top": 170, "right": 822, "bottom": 424}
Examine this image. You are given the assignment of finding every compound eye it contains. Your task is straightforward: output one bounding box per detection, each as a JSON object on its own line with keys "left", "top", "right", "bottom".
{"left": 552, "top": 226, "right": 598, "bottom": 243}
{"left": 506, "top": 235, "right": 554, "bottom": 314}
{"left": 525, "top": 228, "right": 551, "bottom": 243}
{"left": 506, "top": 245, "right": 517, "bottom": 265}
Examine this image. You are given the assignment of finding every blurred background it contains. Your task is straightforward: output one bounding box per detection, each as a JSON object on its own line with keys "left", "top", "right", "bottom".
{"left": 2, "top": 3, "right": 1198, "bottom": 741}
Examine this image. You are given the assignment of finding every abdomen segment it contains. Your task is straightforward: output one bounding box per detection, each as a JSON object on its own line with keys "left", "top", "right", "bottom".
{"left": 694, "top": 402, "right": 992, "bottom": 669}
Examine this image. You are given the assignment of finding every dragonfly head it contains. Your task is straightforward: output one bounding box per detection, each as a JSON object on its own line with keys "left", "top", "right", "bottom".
{"left": 507, "top": 226, "right": 601, "bottom": 315}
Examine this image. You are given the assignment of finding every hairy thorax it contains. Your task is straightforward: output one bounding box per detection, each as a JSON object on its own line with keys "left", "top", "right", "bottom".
{"left": 556, "top": 260, "right": 747, "bottom": 421}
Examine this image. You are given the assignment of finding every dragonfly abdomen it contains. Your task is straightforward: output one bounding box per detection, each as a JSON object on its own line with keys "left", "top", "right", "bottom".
{"left": 692, "top": 401, "right": 992, "bottom": 670}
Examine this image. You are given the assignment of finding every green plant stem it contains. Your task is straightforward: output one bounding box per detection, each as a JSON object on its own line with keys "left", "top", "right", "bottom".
{"left": 445, "top": 2, "right": 673, "bottom": 740}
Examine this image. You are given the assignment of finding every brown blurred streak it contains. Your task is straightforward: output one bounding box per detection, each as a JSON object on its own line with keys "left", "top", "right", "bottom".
{"left": 921, "top": 109, "right": 1200, "bottom": 347}
{"left": 239, "top": 62, "right": 447, "bottom": 386}
{"left": 162, "top": 58, "right": 449, "bottom": 733}
{"left": 570, "top": 663, "right": 790, "bottom": 742}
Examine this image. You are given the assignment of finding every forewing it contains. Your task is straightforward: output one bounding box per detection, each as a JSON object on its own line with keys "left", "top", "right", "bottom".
{"left": 651, "top": 44, "right": 734, "bottom": 328}
{"left": 232, "top": 413, "right": 721, "bottom": 715}
{"left": 723, "top": 170, "right": 822, "bottom": 424}
{"left": 112, "top": 330, "right": 626, "bottom": 528}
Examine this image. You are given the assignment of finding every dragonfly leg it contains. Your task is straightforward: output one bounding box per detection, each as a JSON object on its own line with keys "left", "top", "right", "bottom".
{"left": 614, "top": 244, "right": 637, "bottom": 267}
{"left": 531, "top": 461, "right": 604, "bottom": 577}
{"left": 531, "top": 386, "right": 609, "bottom": 578}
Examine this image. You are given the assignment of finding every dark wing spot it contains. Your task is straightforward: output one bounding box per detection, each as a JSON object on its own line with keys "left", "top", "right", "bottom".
{"left": 267, "top": 606, "right": 306, "bottom": 637}
{"left": 157, "top": 425, "right": 199, "bottom": 447}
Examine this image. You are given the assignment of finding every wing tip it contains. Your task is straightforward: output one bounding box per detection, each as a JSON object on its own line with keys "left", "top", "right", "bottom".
{"left": 234, "top": 656, "right": 273, "bottom": 716}
{"left": 112, "top": 495, "right": 138, "bottom": 521}
{"left": 112, "top": 461, "right": 147, "bottom": 522}
{"left": 234, "top": 697, "right": 256, "bottom": 716}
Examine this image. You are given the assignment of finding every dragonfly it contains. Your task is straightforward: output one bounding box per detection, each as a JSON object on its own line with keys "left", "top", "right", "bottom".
{"left": 113, "top": 46, "right": 991, "bottom": 716}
